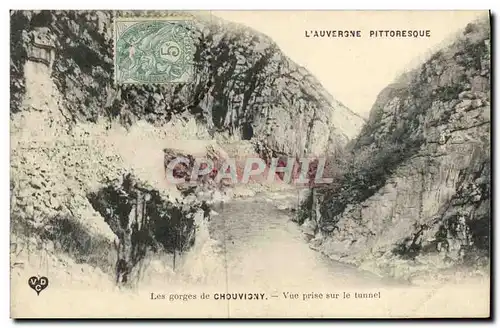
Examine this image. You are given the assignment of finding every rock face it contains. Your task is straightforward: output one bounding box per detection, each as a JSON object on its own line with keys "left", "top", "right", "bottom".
{"left": 10, "top": 10, "right": 364, "bottom": 157}
{"left": 10, "top": 10, "right": 364, "bottom": 286}
{"left": 87, "top": 173, "right": 209, "bottom": 285}
{"left": 305, "top": 17, "right": 491, "bottom": 280}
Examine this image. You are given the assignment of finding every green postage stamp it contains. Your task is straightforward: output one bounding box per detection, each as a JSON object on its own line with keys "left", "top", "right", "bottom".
{"left": 114, "top": 16, "right": 195, "bottom": 84}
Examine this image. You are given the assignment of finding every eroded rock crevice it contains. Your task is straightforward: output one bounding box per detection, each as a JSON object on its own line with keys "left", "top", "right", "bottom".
{"left": 87, "top": 173, "right": 210, "bottom": 285}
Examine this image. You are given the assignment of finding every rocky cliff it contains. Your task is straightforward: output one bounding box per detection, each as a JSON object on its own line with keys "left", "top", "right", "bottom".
{"left": 302, "top": 16, "right": 491, "bottom": 281}
{"left": 10, "top": 10, "right": 364, "bottom": 286}
{"left": 10, "top": 10, "right": 364, "bottom": 157}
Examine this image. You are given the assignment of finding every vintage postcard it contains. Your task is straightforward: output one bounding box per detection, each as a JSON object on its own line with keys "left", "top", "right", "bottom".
{"left": 10, "top": 10, "right": 491, "bottom": 318}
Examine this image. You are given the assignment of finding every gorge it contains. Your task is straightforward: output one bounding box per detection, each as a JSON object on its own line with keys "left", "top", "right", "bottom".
{"left": 10, "top": 10, "right": 490, "bottom": 305}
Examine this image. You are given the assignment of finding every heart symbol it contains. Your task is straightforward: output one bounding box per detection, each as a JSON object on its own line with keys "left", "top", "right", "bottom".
{"left": 28, "top": 276, "right": 49, "bottom": 295}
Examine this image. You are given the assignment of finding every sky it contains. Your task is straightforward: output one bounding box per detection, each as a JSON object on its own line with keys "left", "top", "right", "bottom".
{"left": 212, "top": 10, "right": 487, "bottom": 117}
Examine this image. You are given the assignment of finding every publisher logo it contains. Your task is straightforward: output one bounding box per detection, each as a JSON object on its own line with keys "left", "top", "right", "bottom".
{"left": 28, "top": 276, "right": 49, "bottom": 295}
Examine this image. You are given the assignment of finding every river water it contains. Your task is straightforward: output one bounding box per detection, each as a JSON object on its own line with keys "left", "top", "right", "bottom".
{"left": 208, "top": 192, "right": 399, "bottom": 291}
{"left": 174, "top": 191, "right": 487, "bottom": 318}
{"left": 183, "top": 191, "right": 422, "bottom": 317}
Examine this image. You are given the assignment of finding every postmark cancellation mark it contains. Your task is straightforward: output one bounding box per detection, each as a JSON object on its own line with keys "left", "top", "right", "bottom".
{"left": 114, "top": 17, "right": 195, "bottom": 84}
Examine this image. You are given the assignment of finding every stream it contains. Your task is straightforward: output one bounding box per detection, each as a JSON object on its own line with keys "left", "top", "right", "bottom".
{"left": 208, "top": 191, "right": 403, "bottom": 292}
